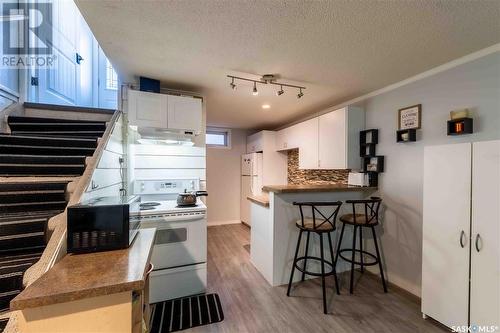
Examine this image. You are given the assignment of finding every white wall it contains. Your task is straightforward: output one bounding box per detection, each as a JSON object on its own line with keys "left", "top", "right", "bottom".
{"left": 82, "top": 114, "right": 125, "bottom": 200}
{"left": 363, "top": 51, "right": 500, "bottom": 296}
{"left": 206, "top": 129, "right": 248, "bottom": 225}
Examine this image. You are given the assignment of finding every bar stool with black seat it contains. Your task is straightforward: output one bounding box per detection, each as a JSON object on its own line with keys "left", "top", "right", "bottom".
{"left": 335, "top": 197, "right": 387, "bottom": 294}
{"left": 286, "top": 201, "right": 342, "bottom": 314}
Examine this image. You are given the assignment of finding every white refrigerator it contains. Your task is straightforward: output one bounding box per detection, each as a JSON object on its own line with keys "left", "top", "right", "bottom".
{"left": 240, "top": 153, "right": 263, "bottom": 226}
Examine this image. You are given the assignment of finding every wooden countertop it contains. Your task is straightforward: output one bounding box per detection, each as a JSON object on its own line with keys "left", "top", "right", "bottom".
{"left": 11, "top": 228, "right": 156, "bottom": 310}
{"left": 247, "top": 195, "right": 270, "bottom": 207}
{"left": 262, "top": 184, "right": 377, "bottom": 193}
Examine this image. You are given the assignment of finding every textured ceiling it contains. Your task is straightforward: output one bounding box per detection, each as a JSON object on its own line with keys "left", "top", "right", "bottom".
{"left": 75, "top": 0, "right": 500, "bottom": 129}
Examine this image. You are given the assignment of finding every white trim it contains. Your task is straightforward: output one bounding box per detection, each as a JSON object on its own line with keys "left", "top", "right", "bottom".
{"left": 207, "top": 220, "right": 242, "bottom": 226}
{"left": 277, "top": 43, "right": 500, "bottom": 130}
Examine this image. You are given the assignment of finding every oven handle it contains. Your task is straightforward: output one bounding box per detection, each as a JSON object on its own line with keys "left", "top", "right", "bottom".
{"left": 139, "top": 214, "right": 206, "bottom": 225}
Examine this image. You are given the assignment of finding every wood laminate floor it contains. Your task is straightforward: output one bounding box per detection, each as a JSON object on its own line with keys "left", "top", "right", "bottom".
{"left": 189, "top": 224, "right": 446, "bottom": 333}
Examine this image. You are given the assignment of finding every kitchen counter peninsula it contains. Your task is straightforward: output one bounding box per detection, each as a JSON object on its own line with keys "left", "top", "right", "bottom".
{"left": 250, "top": 183, "right": 377, "bottom": 286}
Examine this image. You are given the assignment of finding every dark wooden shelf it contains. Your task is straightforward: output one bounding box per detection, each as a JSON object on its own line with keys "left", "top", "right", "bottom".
{"left": 362, "top": 156, "right": 385, "bottom": 173}
{"left": 447, "top": 118, "right": 473, "bottom": 135}
{"left": 397, "top": 129, "right": 417, "bottom": 142}
{"left": 360, "top": 143, "right": 376, "bottom": 157}
{"left": 360, "top": 129, "right": 379, "bottom": 145}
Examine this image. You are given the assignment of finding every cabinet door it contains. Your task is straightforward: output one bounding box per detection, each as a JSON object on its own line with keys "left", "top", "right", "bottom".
{"left": 128, "top": 90, "right": 167, "bottom": 128}
{"left": 275, "top": 128, "right": 288, "bottom": 151}
{"left": 297, "top": 118, "right": 319, "bottom": 169}
{"left": 471, "top": 140, "right": 500, "bottom": 327}
{"left": 422, "top": 143, "right": 471, "bottom": 328}
{"left": 318, "top": 108, "right": 346, "bottom": 169}
{"left": 167, "top": 95, "right": 202, "bottom": 133}
{"left": 247, "top": 132, "right": 263, "bottom": 153}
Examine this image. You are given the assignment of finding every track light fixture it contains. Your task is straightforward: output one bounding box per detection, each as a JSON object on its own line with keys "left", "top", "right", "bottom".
{"left": 227, "top": 74, "right": 305, "bottom": 98}
{"left": 297, "top": 88, "right": 304, "bottom": 99}
{"left": 229, "top": 77, "right": 236, "bottom": 90}
{"left": 276, "top": 85, "right": 284, "bottom": 96}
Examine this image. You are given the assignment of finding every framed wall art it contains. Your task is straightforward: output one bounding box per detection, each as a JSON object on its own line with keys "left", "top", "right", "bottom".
{"left": 398, "top": 104, "right": 422, "bottom": 130}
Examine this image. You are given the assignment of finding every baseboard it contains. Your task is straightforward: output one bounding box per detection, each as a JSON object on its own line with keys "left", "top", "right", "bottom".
{"left": 207, "top": 220, "right": 241, "bottom": 226}
{"left": 362, "top": 269, "right": 421, "bottom": 304}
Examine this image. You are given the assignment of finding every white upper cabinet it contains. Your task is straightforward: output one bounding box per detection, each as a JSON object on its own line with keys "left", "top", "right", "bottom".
{"left": 167, "top": 95, "right": 203, "bottom": 134}
{"left": 297, "top": 118, "right": 319, "bottom": 169}
{"left": 128, "top": 90, "right": 167, "bottom": 128}
{"left": 275, "top": 106, "right": 364, "bottom": 170}
{"left": 247, "top": 131, "right": 264, "bottom": 153}
{"left": 127, "top": 90, "right": 202, "bottom": 134}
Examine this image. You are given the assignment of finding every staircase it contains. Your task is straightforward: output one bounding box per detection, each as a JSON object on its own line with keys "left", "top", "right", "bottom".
{"left": 0, "top": 114, "right": 108, "bottom": 314}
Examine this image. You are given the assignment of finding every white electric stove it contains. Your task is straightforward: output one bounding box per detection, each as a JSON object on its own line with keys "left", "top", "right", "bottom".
{"left": 133, "top": 179, "right": 207, "bottom": 303}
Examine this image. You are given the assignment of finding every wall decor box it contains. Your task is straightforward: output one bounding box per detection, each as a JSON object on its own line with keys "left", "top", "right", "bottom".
{"left": 398, "top": 104, "right": 422, "bottom": 130}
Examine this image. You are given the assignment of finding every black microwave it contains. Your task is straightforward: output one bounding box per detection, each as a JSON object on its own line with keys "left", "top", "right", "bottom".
{"left": 67, "top": 196, "right": 140, "bottom": 254}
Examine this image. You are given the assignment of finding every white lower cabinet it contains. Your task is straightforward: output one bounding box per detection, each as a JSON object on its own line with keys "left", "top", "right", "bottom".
{"left": 422, "top": 140, "right": 500, "bottom": 329}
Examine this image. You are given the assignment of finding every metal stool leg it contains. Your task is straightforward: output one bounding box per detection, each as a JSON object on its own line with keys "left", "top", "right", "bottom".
{"left": 319, "top": 233, "right": 327, "bottom": 314}
{"left": 334, "top": 223, "right": 345, "bottom": 268}
{"left": 327, "top": 232, "right": 340, "bottom": 295}
{"left": 371, "top": 226, "right": 387, "bottom": 293}
{"left": 301, "top": 231, "right": 310, "bottom": 282}
{"left": 287, "top": 230, "right": 303, "bottom": 296}
{"left": 359, "top": 227, "right": 364, "bottom": 273}
{"left": 350, "top": 225, "right": 357, "bottom": 294}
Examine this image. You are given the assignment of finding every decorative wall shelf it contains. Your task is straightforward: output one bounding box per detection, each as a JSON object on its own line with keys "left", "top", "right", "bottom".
{"left": 360, "top": 129, "right": 379, "bottom": 145}
{"left": 447, "top": 118, "right": 473, "bottom": 136}
{"left": 360, "top": 143, "right": 376, "bottom": 157}
{"left": 362, "top": 156, "right": 385, "bottom": 173}
{"left": 397, "top": 129, "right": 417, "bottom": 142}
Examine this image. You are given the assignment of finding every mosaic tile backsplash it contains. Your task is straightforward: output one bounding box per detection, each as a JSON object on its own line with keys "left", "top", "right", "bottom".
{"left": 287, "top": 149, "right": 349, "bottom": 185}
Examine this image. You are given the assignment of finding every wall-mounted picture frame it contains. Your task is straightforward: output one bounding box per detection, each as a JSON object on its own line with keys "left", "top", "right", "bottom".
{"left": 398, "top": 104, "right": 422, "bottom": 130}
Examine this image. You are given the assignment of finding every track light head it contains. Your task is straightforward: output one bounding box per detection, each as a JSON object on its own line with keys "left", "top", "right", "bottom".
{"left": 297, "top": 88, "right": 304, "bottom": 99}
{"left": 252, "top": 81, "right": 258, "bottom": 96}
{"left": 276, "top": 85, "right": 284, "bottom": 96}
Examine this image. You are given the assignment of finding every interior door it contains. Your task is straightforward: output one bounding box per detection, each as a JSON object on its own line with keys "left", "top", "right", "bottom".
{"left": 471, "top": 140, "right": 500, "bottom": 327}
{"left": 318, "top": 108, "right": 346, "bottom": 169}
{"left": 34, "top": 0, "right": 79, "bottom": 105}
{"left": 422, "top": 143, "right": 471, "bottom": 328}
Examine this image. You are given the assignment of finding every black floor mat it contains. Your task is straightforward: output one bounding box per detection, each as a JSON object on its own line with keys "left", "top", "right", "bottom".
{"left": 149, "top": 294, "right": 224, "bottom": 333}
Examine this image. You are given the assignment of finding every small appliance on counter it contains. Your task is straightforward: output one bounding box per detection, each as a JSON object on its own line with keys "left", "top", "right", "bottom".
{"left": 348, "top": 172, "right": 369, "bottom": 187}
{"left": 67, "top": 196, "right": 141, "bottom": 254}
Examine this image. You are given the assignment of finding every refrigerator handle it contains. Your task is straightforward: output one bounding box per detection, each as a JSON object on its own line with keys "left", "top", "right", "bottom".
{"left": 250, "top": 156, "right": 254, "bottom": 194}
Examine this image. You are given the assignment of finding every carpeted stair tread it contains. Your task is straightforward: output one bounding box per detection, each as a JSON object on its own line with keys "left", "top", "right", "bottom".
{"left": 0, "top": 144, "right": 96, "bottom": 156}
{"left": 0, "top": 178, "right": 74, "bottom": 187}
{"left": 0, "top": 155, "right": 86, "bottom": 165}
{"left": 11, "top": 130, "right": 105, "bottom": 138}
{"left": 0, "top": 134, "right": 98, "bottom": 148}
{"left": 0, "top": 164, "right": 85, "bottom": 176}
{"left": 7, "top": 115, "right": 107, "bottom": 124}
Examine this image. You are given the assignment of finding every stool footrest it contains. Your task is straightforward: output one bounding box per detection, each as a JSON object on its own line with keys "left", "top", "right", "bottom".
{"left": 293, "top": 256, "right": 336, "bottom": 277}
{"left": 338, "top": 249, "right": 379, "bottom": 266}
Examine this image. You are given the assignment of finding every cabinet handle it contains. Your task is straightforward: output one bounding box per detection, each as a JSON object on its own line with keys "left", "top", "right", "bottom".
{"left": 475, "top": 234, "right": 481, "bottom": 252}
{"left": 459, "top": 230, "right": 466, "bottom": 248}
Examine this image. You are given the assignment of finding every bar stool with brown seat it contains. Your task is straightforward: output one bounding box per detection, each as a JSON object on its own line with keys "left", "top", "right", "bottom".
{"left": 334, "top": 197, "right": 387, "bottom": 294}
{"left": 286, "top": 201, "right": 342, "bottom": 314}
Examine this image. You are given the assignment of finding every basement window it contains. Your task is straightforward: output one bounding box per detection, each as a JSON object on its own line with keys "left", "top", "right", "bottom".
{"left": 206, "top": 128, "right": 231, "bottom": 149}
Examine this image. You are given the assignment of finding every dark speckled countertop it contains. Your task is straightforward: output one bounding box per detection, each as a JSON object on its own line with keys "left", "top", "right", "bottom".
{"left": 262, "top": 184, "right": 377, "bottom": 194}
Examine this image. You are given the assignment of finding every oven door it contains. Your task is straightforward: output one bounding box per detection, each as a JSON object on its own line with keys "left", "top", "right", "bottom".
{"left": 140, "top": 215, "right": 207, "bottom": 270}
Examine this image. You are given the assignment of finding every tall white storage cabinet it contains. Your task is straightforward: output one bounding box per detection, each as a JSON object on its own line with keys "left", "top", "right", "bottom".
{"left": 422, "top": 140, "right": 500, "bottom": 329}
